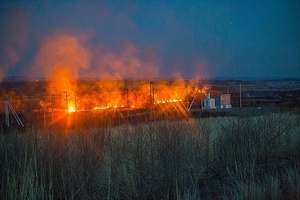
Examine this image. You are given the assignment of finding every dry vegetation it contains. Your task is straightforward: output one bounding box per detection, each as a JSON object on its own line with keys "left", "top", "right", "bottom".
{"left": 0, "top": 111, "right": 300, "bottom": 199}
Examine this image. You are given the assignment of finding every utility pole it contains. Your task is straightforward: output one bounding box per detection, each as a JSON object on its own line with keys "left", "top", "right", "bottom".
{"left": 74, "top": 93, "right": 77, "bottom": 111}
{"left": 43, "top": 99, "right": 46, "bottom": 125}
{"left": 5, "top": 97, "right": 9, "bottom": 127}
{"left": 185, "top": 80, "right": 189, "bottom": 111}
{"left": 200, "top": 80, "right": 203, "bottom": 109}
{"left": 150, "top": 81, "right": 154, "bottom": 106}
{"left": 150, "top": 81, "right": 154, "bottom": 120}
{"left": 227, "top": 84, "right": 230, "bottom": 94}
{"left": 64, "top": 91, "right": 68, "bottom": 110}
{"left": 51, "top": 94, "right": 55, "bottom": 122}
{"left": 125, "top": 81, "right": 129, "bottom": 120}
{"left": 75, "top": 92, "right": 78, "bottom": 124}
{"left": 4, "top": 96, "right": 24, "bottom": 127}
{"left": 188, "top": 80, "right": 203, "bottom": 111}
{"left": 239, "top": 81, "right": 242, "bottom": 108}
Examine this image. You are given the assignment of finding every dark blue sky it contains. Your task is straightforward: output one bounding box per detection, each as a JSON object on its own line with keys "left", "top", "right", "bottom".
{"left": 1, "top": 0, "right": 300, "bottom": 80}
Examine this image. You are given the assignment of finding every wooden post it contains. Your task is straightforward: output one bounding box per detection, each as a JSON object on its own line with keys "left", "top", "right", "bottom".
{"left": 239, "top": 81, "right": 242, "bottom": 108}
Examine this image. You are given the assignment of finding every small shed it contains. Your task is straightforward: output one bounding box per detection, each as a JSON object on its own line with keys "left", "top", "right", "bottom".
{"left": 214, "top": 94, "right": 231, "bottom": 108}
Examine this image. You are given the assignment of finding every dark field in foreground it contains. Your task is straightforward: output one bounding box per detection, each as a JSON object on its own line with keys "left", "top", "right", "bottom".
{"left": 0, "top": 111, "right": 299, "bottom": 199}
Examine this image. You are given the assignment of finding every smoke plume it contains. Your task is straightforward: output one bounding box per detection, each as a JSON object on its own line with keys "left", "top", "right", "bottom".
{"left": 90, "top": 42, "right": 160, "bottom": 79}
{"left": 0, "top": 7, "right": 29, "bottom": 82}
{"left": 30, "top": 31, "right": 91, "bottom": 79}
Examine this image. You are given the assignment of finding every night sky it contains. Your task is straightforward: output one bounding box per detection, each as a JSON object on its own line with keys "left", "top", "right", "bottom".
{"left": 1, "top": 0, "right": 300, "bottom": 80}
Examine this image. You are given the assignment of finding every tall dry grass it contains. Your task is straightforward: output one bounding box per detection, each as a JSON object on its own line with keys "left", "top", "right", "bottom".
{"left": 0, "top": 111, "right": 299, "bottom": 199}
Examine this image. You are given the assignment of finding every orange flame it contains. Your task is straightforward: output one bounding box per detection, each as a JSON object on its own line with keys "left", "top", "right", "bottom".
{"left": 68, "top": 106, "right": 76, "bottom": 112}
{"left": 41, "top": 79, "right": 208, "bottom": 112}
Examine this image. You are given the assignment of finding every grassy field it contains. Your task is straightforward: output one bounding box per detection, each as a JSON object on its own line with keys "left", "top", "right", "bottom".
{"left": 0, "top": 111, "right": 299, "bottom": 199}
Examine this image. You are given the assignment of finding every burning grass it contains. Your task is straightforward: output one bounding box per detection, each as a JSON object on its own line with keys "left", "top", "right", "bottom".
{"left": 0, "top": 112, "right": 299, "bottom": 199}
{"left": 35, "top": 79, "right": 206, "bottom": 113}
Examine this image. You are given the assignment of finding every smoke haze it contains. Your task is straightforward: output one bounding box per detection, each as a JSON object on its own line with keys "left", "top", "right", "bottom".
{"left": 1, "top": 1, "right": 299, "bottom": 80}
{"left": 0, "top": 4, "right": 29, "bottom": 82}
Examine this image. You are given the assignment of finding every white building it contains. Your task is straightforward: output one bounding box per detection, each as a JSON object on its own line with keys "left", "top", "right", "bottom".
{"left": 203, "top": 92, "right": 216, "bottom": 109}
